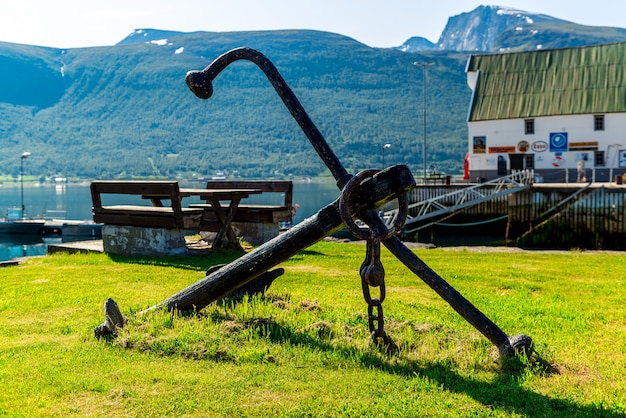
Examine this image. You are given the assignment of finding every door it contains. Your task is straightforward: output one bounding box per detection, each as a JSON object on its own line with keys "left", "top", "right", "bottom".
{"left": 497, "top": 155, "right": 508, "bottom": 175}
{"left": 509, "top": 154, "right": 525, "bottom": 172}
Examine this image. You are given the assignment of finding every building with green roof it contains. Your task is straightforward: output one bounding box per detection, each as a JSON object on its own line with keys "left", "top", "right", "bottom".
{"left": 465, "top": 42, "right": 626, "bottom": 182}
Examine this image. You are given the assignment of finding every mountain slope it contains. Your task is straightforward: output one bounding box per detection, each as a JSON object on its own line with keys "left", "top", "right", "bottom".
{"left": 0, "top": 42, "right": 65, "bottom": 108}
{"left": 0, "top": 30, "right": 470, "bottom": 180}
{"left": 5, "top": 6, "right": 626, "bottom": 181}
{"left": 495, "top": 20, "right": 626, "bottom": 51}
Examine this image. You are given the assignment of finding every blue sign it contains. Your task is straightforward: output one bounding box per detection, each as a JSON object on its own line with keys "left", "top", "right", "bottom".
{"left": 549, "top": 132, "right": 568, "bottom": 152}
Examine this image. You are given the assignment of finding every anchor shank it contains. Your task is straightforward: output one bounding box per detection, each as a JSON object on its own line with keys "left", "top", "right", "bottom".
{"left": 382, "top": 235, "right": 511, "bottom": 349}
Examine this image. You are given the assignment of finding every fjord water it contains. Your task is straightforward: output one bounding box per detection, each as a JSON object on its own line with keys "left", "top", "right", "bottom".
{"left": 0, "top": 181, "right": 341, "bottom": 262}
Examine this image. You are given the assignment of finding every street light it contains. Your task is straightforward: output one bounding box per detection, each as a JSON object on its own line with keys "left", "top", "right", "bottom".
{"left": 382, "top": 143, "right": 391, "bottom": 169}
{"left": 608, "top": 144, "right": 623, "bottom": 183}
{"left": 20, "top": 151, "right": 31, "bottom": 217}
{"left": 414, "top": 61, "right": 434, "bottom": 184}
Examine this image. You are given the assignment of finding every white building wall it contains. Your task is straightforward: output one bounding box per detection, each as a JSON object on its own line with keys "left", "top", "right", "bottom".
{"left": 468, "top": 113, "right": 626, "bottom": 181}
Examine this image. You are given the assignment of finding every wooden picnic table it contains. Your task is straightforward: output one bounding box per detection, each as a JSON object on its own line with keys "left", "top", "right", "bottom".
{"left": 142, "top": 187, "right": 263, "bottom": 248}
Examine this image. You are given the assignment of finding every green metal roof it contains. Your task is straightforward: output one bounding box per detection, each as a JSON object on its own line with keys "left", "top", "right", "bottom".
{"left": 466, "top": 42, "right": 626, "bottom": 121}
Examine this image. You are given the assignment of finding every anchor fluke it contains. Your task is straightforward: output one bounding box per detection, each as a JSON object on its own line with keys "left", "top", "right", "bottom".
{"left": 500, "top": 334, "right": 534, "bottom": 358}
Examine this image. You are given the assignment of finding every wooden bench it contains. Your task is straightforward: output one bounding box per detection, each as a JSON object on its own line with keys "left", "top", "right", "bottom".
{"left": 193, "top": 180, "right": 293, "bottom": 231}
{"left": 425, "top": 173, "right": 451, "bottom": 185}
{"left": 91, "top": 181, "right": 203, "bottom": 230}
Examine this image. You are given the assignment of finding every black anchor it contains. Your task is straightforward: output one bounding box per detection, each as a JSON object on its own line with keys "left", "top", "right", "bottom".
{"left": 97, "top": 47, "right": 532, "bottom": 358}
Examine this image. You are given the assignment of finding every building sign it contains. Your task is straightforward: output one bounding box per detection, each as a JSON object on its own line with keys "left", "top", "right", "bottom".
{"left": 549, "top": 132, "right": 568, "bottom": 152}
{"left": 552, "top": 153, "right": 566, "bottom": 167}
{"left": 517, "top": 140, "right": 530, "bottom": 152}
{"left": 570, "top": 141, "right": 599, "bottom": 151}
{"left": 531, "top": 141, "right": 548, "bottom": 152}
{"left": 473, "top": 136, "right": 486, "bottom": 154}
{"left": 488, "top": 146, "right": 516, "bottom": 154}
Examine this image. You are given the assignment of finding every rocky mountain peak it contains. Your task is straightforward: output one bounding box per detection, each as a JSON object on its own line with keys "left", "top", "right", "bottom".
{"left": 436, "top": 5, "right": 565, "bottom": 51}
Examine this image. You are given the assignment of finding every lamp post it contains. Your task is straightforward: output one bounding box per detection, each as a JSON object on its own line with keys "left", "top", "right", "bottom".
{"left": 608, "top": 144, "right": 622, "bottom": 183}
{"left": 414, "top": 61, "right": 434, "bottom": 184}
{"left": 20, "top": 151, "right": 31, "bottom": 217}
{"left": 382, "top": 143, "right": 391, "bottom": 169}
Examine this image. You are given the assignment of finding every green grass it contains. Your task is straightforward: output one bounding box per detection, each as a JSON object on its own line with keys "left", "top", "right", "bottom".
{"left": 1, "top": 242, "right": 625, "bottom": 416}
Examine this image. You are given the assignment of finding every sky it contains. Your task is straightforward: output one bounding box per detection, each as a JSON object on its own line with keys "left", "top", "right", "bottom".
{"left": 1, "top": 1, "right": 626, "bottom": 49}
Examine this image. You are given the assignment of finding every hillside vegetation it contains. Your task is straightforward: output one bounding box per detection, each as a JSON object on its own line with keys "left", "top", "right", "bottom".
{"left": 4, "top": 5, "right": 626, "bottom": 182}
{"left": 0, "top": 31, "right": 470, "bottom": 180}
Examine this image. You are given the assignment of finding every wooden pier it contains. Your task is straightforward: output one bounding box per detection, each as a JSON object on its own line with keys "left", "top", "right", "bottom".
{"left": 407, "top": 182, "right": 626, "bottom": 250}
{"left": 509, "top": 183, "right": 626, "bottom": 250}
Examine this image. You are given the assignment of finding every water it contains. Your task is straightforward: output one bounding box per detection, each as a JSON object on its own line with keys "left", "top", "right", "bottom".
{"left": 0, "top": 181, "right": 341, "bottom": 262}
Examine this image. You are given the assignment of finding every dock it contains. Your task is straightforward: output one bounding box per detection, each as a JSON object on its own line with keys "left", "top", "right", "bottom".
{"left": 47, "top": 240, "right": 104, "bottom": 255}
{"left": 400, "top": 180, "right": 626, "bottom": 250}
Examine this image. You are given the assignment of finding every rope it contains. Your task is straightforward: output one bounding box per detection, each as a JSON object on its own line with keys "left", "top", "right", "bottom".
{"left": 436, "top": 214, "right": 509, "bottom": 227}
{"left": 405, "top": 214, "right": 509, "bottom": 234}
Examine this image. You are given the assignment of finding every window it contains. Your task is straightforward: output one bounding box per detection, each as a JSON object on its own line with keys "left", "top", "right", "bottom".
{"left": 594, "top": 115, "right": 605, "bottom": 131}
{"left": 595, "top": 150, "right": 605, "bottom": 166}
{"left": 524, "top": 154, "right": 535, "bottom": 169}
{"left": 524, "top": 119, "right": 535, "bottom": 135}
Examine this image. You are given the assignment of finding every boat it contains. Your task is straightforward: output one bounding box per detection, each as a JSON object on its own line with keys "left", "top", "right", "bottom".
{"left": 1, "top": 157, "right": 101, "bottom": 238}
{"left": 0, "top": 208, "right": 45, "bottom": 235}
{"left": 0, "top": 219, "right": 47, "bottom": 235}
{"left": 0, "top": 208, "right": 102, "bottom": 238}
{"left": 46, "top": 219, "right": 102, "bottom": 238}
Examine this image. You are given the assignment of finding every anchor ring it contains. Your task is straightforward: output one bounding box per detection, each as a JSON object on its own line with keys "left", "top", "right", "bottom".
{"left": 339, "top": 169, "right": 408, "bottom": 240}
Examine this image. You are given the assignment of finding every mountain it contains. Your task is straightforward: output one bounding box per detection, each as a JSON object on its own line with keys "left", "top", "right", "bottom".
{"left": 3, "top": 6, "right": 626, "bottom": 182}
{"left": 493, "top": 19, "right": 626, "bottom": 51}
{"left": 396, "top": 37, "right": 435, "bottom": 53}
{"left": 398, "top": 5, "right": 626, "bottom": 52}
{"left": 117, "top": 29, "right": 193, "bottom": 46}
{"left": 436, "top": 5, "right": 566, "bottom": 51}
{"left": 0, "top": 30, "right": 470, "bottom": 180}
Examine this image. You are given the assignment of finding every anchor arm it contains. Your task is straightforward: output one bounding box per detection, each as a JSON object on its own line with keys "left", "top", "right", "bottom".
{"left": 186, "top": 47, "right": 351, "bottom": 188}
{"left": 358, "top": 210, "right": 532, "bottom": 356}
{"left": 383, "top": 235, "right": 529, "bottom": 356}
{"left": 145, "top": 165, "right": 415, "bottom": 314}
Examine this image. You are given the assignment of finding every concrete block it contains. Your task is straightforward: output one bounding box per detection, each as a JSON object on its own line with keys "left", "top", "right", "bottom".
{"left": 102, "top": 225, "right": 187, "bottom": 256}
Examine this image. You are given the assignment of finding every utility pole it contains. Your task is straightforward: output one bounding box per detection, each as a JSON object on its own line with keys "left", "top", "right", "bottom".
{"left": 414, "top": 62, "right": 434, "bottom": 184}
{"left": 20, "top": 151, "right": 31, "bottom": 217}
{"left": 382, "top": 143, "right": 391, "bottom": 169}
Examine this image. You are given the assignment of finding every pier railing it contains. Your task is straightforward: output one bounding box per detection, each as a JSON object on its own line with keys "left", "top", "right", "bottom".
{"left": 384, "top": 170, "right": 534, "bottom": 234}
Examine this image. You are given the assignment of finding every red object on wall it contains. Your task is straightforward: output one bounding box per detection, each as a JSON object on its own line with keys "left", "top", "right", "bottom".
{"left": 463, "top": 153, "right": 470, "bottom": 180}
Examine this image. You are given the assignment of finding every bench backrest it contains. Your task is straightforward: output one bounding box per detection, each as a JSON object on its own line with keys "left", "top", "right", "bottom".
{"left": 204, "top": 180, "right": 292, "bottom": 207}
{"left": 91, "top": 181, "right": 185, "bottom": 227}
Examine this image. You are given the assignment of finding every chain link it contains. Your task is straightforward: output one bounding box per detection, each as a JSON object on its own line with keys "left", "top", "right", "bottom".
{"left": 360, "top": 227, "right": 385, "bottom": 288}
{"left": 368, "top": 300, "right": 385, "bottom": 341}
{"left": 338, "top": 168, "right": 408, "bottom": 348}
{"left": 360, "top": 228, "right": 390, "bottom": 343}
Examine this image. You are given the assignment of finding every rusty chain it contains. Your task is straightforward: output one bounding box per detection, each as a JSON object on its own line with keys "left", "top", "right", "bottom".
{"left": 339, "top": 169, "right": 408, "bottom": 346}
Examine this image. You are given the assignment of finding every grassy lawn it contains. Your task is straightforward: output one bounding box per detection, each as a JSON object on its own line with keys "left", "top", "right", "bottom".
{"left": 0, "top": 241, "right": 625, "bottom": 416}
